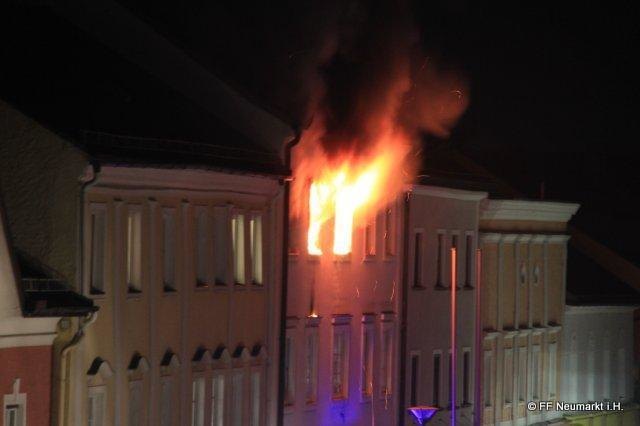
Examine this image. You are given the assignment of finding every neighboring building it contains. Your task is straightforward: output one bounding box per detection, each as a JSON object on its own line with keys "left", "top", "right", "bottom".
{"left": 562, "top": 305, "right": 635, "bottom": 405}
{"left": 402, "top": 184, "right": 487, "bottom": 426}
{"left": 0, "top": 5, "right": 293, "bottom": 426}
{"left": 1, "top": 205, "right": 95, "bottom": 426}
{"left": 284, "top": 160, "right": 403, "bottom": 424}
{"left": 479, "top": 199, "right": 579, "bottom": 425}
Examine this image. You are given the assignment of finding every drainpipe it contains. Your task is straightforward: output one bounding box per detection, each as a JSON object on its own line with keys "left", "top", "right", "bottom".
{"left": 277, "top": 131, "right": 300, "bottom": 425}
{"left": 398, "top": 190, "right": 411, "bottom": 425}
{"left": 56, "top": 311, "right": 98, "bottom": 426}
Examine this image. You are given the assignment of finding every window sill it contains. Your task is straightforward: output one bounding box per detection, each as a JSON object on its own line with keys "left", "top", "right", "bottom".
{"left": 194, "top": 284, "right": 210, "bottom": 292}
{"left": 212, "top": 283, "right": 229, "bottom": 292}
{"left": 88, "top": 290, "right": 107, "bottom": 300}
{"left": 362, "top": 254, "right": 376, "bottom": 263}
{"left": 233, "top": 284, "right": 247, "bottom": 290}
{"left": 411, "top": 285, "right": 426, "bottom": 291}
{"left": 162, "top": 289, "right": 178, "bottom": 297}
{"left": 126, "top": 291, "right": 142, "bottom": 300}
{"left": 303, "top": 402, "right": 318, "bottom": 411}
{"left": 331, "top": 396, "right": 348, "bottom": 403}
{"left": 463, "top": 284, "right": 474, "bottom": 290}
{"left": 434, "top": 284, "right": 448, "bottom": 291}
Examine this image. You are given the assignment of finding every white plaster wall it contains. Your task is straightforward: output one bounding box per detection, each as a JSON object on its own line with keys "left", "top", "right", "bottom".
{"left": 404, "top": 187, "right": 486, "bottom": 426}
{"left": 560, "top": 306, "right": 635, "bottom": 405}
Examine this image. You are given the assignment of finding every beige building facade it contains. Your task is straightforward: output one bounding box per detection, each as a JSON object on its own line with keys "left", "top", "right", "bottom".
{"left": 479, "top": 200, "right": 579, "bottom": 425}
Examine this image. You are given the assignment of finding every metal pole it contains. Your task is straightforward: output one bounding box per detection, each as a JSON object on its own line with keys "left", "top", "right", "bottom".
{"left": 450, "top": 247, "right": 457, "bottom": 426}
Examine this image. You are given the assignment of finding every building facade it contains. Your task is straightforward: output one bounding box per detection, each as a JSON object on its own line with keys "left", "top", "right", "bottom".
{"left": 0, "top": 91, "right": 289, "bottom": 426}
{"left": 402, "top": 185, "right": 487, "bottom": 426}
{"left": 560, "top": 305, "right": 637, "bottom": 422}
{"left": 284, "top": 182, "right": 402, "bottom": 425}
{"left": 479, "top": 200, "right": 579, "bottom": 425}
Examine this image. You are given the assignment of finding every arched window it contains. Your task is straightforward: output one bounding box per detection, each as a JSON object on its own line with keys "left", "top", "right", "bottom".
{"left": 211, "top": 346, "right": 232, "bottom": 426}
{"left": 231, "top": 346, "right": 251, "bottom": 426}
{"left": 191, "top": 347, "right": 212, "bottom": 426}
{"left": 160, "top": 350, "right": 181, "bottom": 426}
{"left": 250, "top": 345, "right": 268, "bottom": 426}
{"left": 127, "top": 353, "right": 150, "bottom": 426}
{"left": 86, "top": 357, "right": 114, "bottom": 426}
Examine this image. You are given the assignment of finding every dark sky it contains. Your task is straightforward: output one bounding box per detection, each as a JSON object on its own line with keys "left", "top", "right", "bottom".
{"left": 2, "top": 0, "right": 638, "bottom": 266}
{"left": 116, "top": 0, "right": 639, "bottom": 263}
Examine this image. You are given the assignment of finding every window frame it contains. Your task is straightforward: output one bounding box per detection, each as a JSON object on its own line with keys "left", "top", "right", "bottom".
{"left": 412, "top": 229, "right": 425, "bottom": 289}
{"left": 304, "top": 317, "right": 320, "bottom": 407}
{"left": 435, "top": 230, "right": 446, "bottom": 288}
{"left": 409, "top": 350, "right": 421, "bottom": 407}
{"left": 231, "top": 211, "right": 247, "bottom": 285}
{"left": 249, "top": 211, "right": 264, "bottom": 286}
{"left": 360, "top": 314, "right": 375, "bottom": 401}
{"left": 432, "top": 350, "right": 442, "bottom": 407}
{"left": 126, "top": 204, "right": 143, "bottom": 294}
{"left": 504, "top": 347, "right": 514, "bottom": 405}
{"left": 379, "top": 317, "right": 394, "bottom": 400}
{"left": 331, "top": 315, "right": 352, "bottom": 401}
{"left": 161, "top": 207, "right": 177, "bottom": 292}
{"left": 88, "top": 203, "right": 107, "bottom": 296}
{"left": 87, "top": 385, "right": 106, "bottom": 426}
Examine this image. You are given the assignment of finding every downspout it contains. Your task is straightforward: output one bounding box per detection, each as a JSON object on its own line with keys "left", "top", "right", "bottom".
{"left": 277, "top": 131, "right": 300, "bottom": 426}
{"left": 398, "top": 190, "right": 411, "bottom": 425}
{"left": 53, "top": 160, "right": 99, "bottom": 426}
{"left": 57, "top": 311, "right": 98, "bottom": 426}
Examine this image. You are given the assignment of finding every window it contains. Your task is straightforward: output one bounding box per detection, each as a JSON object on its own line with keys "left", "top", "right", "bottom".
{"left": 464, "top": 235, "right": 473, "bottom": 287}
{"left": 212, "top": 373, "right": 225, "bottom": 426}
{"left": 462, "top": 349, "right": 471, "bottom": 405}
{"left": 332, "top": 328, "right": 349, "bottom": 399}
{"left": 128, "top": 381, "right": 142, "bottom": 426}
{"left": 127, "top": 206, "right": 142, "bottom": 293}
{"left": 250, "top": 215, "right": 263, "bottom": 285}
{"left": 602, "top": 347, "right": 610, "bottom": 399}
{"left": 160, "top": 379, "right": 172, "bottom": 426}
{"left": 618, "top": 347, "right": 626, "bottom": 399}
{"left": 195, "top": 208, "right": 209, "bottom": 287}
{"left": 361, "top": 324, "right": 374, "bottom": 398}
{"left": 213, "top": 207, "right": 228, "bottom": 285}
{"left": 284, "top": 336, "right": 295, "bottom": 405}
{"left": 483, "top": 350, "right": 492, "bottom": 407}
{"left": 532, "top": 346, "right": 541, "bottom": 400}
{"left": 380, "top": 328, "right": 393, "bottom": 398}
{"left": 89, "top": 205, "right": 106, "bottom": 294}
{"left": 410, "top": 353, "right": 420, "bottom": 406}
{"left": 518, "top": 347, "right": 527, "bottom": 402}
{"left": 413, "top": 231, "right": 424, "bottom": 288}
{"left": 519, "top": 262, "right": 527, "bottom": 286}
{"left": 232, "top": 370, "right": 243, "bottom": 426}
{"left": 250, "top": 370, "right": 261, "bottom": 426}
{"left": 288, "top": 216, "right": 300, "bottom": 256}
{"left": 4, "top": 405, "right": 22, "bottom": 426}
{"left": 232, "top": 213, "right": 246, "bottom": 284}
{"left": 451, "top": 234, "right": 458, "bottom": 288}
{"left": 436, "top": 233, "right": 444, "bottom": 287}
{"left": 447, "top": 351, "right": 452, "bottom": 407}
{"left": 87, "top": 386, "right": 105, "bottom": 426}
{"left": 191, "top": 377, "right": 205, "bottom": 426}
{"left": 162, "top": 209, "right": 176, "bottom": 291}
{"left": 364, "top": 217, "right": 376, "bottom": 257}
{"left": 504, "top": 348, "right": 513, "bottom": 404}
{"left": 548, "top": 343, "right": 557, "bottom": 398}
{"left": 304, "top": 331, "right": 319, "bottom": 404}
{"left": 532, "top": 264, "right": 540, "bottom": 286}
{"left": 432, "top": 352, "right": 441, "bottom": 406}
{"left": 383, "top": 205, "right": 395, "bottom": 256}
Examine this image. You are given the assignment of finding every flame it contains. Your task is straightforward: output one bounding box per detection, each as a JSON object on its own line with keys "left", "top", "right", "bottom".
{"left": 305, "top": 139, "right": 409, "bottom": 256}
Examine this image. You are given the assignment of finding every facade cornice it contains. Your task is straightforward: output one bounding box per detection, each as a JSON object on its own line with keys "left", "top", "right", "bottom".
{"left": 565, "top": 305, "right": 639, "bottom": 315}
{"left": 91, "top": 166, "right": 281, "bottom": 196}
{"left": 480, "top": 199, "right": 580, "bottom": 222}
{"left": 407, "top": 185, "right": 488, "bottom": 201}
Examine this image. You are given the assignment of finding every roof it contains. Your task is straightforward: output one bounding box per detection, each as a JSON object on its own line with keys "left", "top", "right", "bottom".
{"left": 0, "top": 3, "right": 288, "bottom": 177}
{"left": 16, "top": 250, "right": 97, "bottom": 317}
{"left": 566, "top": 247, "right": 640, "bottom": 306}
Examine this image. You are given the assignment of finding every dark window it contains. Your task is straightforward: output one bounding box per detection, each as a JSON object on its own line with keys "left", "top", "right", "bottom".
{"left": 463, "top": 351, "right": 470, "bottom": 404}
{"left": 413, "top": 233, "right": 423, "bottom": 287}
{"left": 465, "top": 235, "right": 473, "bottom": 287}
{"left": 433, "top": 353, "right": 441, "bottom": 406}
{"left": 410, "top": 354, "right": 419, "bottom": 406}
{"left": 436, "top": 234, "right": 443, "bottom": 286}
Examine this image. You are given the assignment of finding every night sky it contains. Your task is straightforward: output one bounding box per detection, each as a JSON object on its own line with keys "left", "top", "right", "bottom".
{"left": 119, "top": 0, "right": 640, "bottom": 267}
{"left": 2, "top": 0, "right": 638, "bottom": 270}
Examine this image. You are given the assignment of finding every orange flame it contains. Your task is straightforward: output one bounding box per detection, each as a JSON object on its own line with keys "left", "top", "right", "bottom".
{"left": 304, "top": 137, "right": 410, "bottom": 256}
